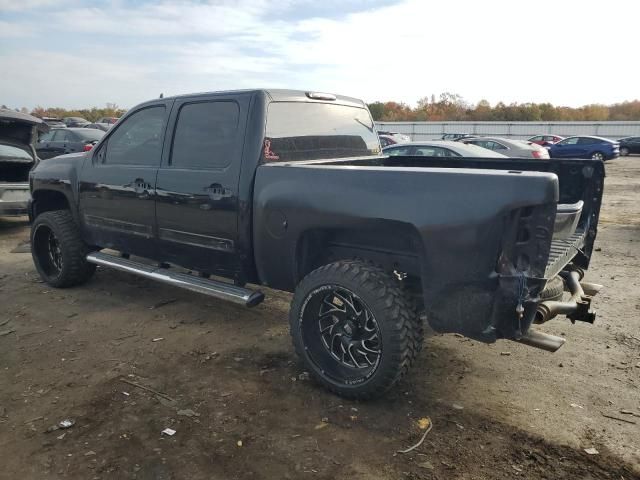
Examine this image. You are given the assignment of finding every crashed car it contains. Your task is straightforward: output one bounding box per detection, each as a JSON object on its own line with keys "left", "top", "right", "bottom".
{"left": 0, "top": 110, "right": 48, "bottom": 216}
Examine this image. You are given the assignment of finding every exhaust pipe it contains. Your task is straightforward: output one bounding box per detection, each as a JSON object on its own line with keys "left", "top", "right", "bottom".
{"left": 517, "top": 329, "right": 566, "bottom": 352}
{"left": 534, "top": 271, "right": 598, "bottom": 324}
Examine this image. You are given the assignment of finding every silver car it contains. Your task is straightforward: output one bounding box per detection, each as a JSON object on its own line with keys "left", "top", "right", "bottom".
{"left": 383, "top": 140, "right": 508, "bottom": 158}
{"left": 461, "top": 137, "right": 550, "bottom": 159}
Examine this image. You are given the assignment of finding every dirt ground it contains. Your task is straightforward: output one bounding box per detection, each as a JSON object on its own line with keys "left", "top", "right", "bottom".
{"left": 1, "top": 157, "right": 639, "bottom": 480}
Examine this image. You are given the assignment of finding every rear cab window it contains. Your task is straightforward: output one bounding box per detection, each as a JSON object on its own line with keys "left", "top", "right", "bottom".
{"left": 264, "top": 102, "right": 381, "bottom": 162}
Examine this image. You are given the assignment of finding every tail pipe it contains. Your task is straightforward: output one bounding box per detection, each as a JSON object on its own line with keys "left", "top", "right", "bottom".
{"left": 534, "top": 270, "right": 601, "bottom": 324}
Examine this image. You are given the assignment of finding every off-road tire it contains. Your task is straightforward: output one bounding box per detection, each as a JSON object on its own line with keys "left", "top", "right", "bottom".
{"left": 31, "top": 210, "right": 96, "bottom": 288}
{"left": 289, "top": 260, "right": 421, "bottom": 400}
{"left": 540, "top": 275, "right": 565, "bottom": 302}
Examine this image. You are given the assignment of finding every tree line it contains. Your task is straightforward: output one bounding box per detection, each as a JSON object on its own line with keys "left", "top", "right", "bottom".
{"left": 4, "top": 95, "right": 640, "bottom": 123}
{"left": 368, "top": 93, "right": 640, "bottom": 122}
{"left": 1, "top": 103, "right": 127, "bottom": 122}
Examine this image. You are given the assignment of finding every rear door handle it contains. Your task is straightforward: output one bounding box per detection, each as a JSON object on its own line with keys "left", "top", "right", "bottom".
{"left": 205, "top": 183, "right": 233, "bottom": 201}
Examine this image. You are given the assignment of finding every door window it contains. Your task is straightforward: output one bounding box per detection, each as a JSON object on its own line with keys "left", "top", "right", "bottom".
{"left": 558, "top": 137, "right": 579, "bottom": 145}
{"left": 103, "top": 106, "right": 166, "bottom": 166}
{"left": 413, "top": 146, "right": 460, "bottom": 157}
{"left": 170, "top": 101, "right": 240, "bottom": 169}
{"left": 39, "top": 131, "right": 54, "bottom": 142}
{"left": 577, "top": 137, "right": 597, "bottom": 145}
{"left": 385, "top": 146, "right": 412, "bottom": 156}
{"left": 52, "top": 130, "right": 71, "bottom": 142}
{"left": 486, "top": 141, "right": 507, "bottom": 150}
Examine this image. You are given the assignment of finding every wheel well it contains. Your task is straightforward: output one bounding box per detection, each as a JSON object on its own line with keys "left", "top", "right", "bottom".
{"left": 295, "top": 225, "right": 424, "bottom": 297}
{"left": 32, "top": 190, "right": 70, "bottom": 218}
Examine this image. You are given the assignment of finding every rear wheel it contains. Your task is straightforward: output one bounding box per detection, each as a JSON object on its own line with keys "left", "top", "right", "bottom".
{"left": 31, "top": 210, "right": 96, "bottom": 288}
{"left": 289, "top": 260, "right": 421, "bottom": 400}
{"left": 620, "top": 146, "right": 630, "bottom": 156}
{"left": 591, "top": 151, "right": 605, "bottom": 161}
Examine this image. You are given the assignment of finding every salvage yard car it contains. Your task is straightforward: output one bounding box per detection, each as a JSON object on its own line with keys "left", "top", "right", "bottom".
{"left": 28, "top": 89, "right": 604, "bottom": 399}
{"left": 0, "top": 109, "right": 48, "bottom": 216}
{"left": 460, "top": 136, "right": 550, "bottom": 159}
{"left": 548, "top": 136, "right": 619, "bottom": 161}
{"left": 36, "top": 127, "right": 104, "bottom": 159}
{"left": 617, "top": 136, "right": 640, "bottom": 156}
{"left": 383, "top": 140, "right": 508, "bottom": 158}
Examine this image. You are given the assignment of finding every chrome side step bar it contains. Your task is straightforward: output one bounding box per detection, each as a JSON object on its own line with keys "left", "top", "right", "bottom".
{"left": 516, "top": 329, "right": 566, "bottom": 352}
{"left": 86, "top": 252, "right": 264, "bottom": 307}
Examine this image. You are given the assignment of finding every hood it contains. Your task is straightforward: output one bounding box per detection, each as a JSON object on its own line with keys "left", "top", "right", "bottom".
{"left": 0, "top": 109, "right": 50, "bottom": 149}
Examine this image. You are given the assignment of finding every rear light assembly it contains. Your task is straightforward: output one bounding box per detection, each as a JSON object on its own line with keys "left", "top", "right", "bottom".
{"left": 83, "top": 144, "right": 94, "bottom": 152}
{"left": 532, "top": 150, "right": 542, "bottom": 158}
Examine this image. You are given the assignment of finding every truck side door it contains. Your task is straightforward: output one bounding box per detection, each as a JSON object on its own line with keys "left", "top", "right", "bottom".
{"left": 155, "top": 93, "right": 250, "bottom": 279}
{"left": 78, "top": 102, "right": 171, "bottom": 257}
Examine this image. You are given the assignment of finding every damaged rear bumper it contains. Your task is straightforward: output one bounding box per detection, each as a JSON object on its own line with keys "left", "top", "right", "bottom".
{"left": 0, "top": 183, "right": 30, "bottom": 216}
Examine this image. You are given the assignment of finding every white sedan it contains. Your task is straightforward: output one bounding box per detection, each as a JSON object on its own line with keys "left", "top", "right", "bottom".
{"left": 382, "top": 140, "right": 509, "bottom": 158}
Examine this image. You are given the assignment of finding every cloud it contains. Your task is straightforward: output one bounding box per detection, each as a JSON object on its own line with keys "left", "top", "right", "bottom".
{"left": 0, "top": 0, "right": 58, "bottom": 11}
{"left": 0, "top": 20, "right": 35, "bottom": 37}
{"left": 0, "top": 0, "right": 638, "bottom": 109}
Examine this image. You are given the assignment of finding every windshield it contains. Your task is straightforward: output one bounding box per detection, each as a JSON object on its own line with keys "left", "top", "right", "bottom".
{"left": 74, "top": 129, "right": 105, "bottom": 141}
{"left": 265, "top": 102, "right": 380, "bottom": 162}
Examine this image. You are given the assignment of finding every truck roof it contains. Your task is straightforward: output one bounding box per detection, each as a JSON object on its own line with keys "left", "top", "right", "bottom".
{"left": 149, "top": 89, "right": 366, "bottom": 109}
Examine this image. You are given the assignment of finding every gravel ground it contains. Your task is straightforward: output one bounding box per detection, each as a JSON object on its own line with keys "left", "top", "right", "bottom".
{"left": 0, "top": 156, "right": 638, "bottom": 479}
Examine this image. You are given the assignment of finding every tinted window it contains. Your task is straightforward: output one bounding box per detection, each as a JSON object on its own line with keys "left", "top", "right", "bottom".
{"left": 51, "top": 130, "right": 69, "bottom": 141}
{"left": 74, "top": 129, "right": 105, "bottom": 141}
{"left": 413, "top": 146, "right": 460, "bottom": 157}
{"left": 487, "top": 141, "right": 507, "bottom": 150}
{"left": 265, "top": 102, "right": 380, "bottom": 162}
{"left": 104, "top": 106, "right": 165, "bottom": 166}
{"left": 39, "top": 131, "right": 54, "bottom": 142}
{"left": 170, "top": 101, "right": 240, "bottom": 169}
{"left": 385, "top": 146, "right": 412, "bottom": 156}
{"left": 469, "top": 140, "right": 505, "bottom": 151}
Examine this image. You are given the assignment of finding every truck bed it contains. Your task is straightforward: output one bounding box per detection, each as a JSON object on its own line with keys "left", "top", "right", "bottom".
{"left": 278, "top": 154, "right": 603, "bottom": 275}
{"left": 254, "top": 154, "right": 604, "bottom": 342}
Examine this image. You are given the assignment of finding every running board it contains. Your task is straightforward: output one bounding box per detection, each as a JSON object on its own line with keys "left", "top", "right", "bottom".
{"left": 515, "top": 329, "right": 566, "bottom": 352}
{"left": 86, "top": 252, "right": 264, "bottom": 307}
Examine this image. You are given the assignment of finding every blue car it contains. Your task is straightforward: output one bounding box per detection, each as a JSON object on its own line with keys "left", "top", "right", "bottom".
{"left": 548, "top": 136, "right": 619, "bottom": 161}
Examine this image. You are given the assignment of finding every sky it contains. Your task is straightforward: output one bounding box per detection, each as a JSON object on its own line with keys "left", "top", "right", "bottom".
{"left": 0, "top": 0, "right": 638, "bottom": 110}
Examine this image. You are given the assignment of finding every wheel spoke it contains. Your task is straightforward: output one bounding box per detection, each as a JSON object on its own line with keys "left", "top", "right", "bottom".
{"left": 314, "top": 287, "right": 382, "bottom": 371}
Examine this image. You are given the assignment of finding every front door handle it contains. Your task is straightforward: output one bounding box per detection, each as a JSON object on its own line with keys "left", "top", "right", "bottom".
{"left": 124, "top": 178, "right": 152, "bottom": 199}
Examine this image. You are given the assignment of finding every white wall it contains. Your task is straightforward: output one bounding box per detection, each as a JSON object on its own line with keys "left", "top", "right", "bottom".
{"left": 375, "top": 121, "right": 640, "bottom": 141}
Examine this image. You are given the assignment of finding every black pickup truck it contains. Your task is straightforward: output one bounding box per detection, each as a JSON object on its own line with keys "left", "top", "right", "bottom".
{"left": 28, "top": 89, "right": 604, "bottom": 399}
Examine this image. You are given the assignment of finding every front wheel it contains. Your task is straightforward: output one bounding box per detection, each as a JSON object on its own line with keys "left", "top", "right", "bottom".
{"left": 289, "top": 260, "right": 422, "bottom": 400}
{"left": 31, "top": 210, "right": 96, "bottom": 288}
{"left": 591, "top": 151, "right": 605, "bottom": 161}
